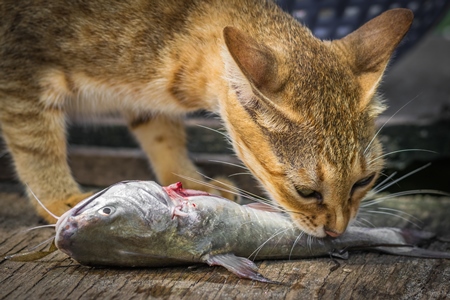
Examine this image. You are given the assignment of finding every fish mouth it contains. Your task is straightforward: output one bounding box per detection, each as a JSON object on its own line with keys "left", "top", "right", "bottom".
{"left": 55, "top": 184, "right": 122, "bottom": 255}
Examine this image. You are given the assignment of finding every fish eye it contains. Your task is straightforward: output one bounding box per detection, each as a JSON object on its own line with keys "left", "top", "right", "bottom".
{"left": 98, "top": 206, "right": 113, "bottom": 216}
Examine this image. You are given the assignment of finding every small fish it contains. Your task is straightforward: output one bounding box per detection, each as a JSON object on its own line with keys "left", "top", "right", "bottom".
{"left": 6, "top": 181, "right": 450, "bottom": 283}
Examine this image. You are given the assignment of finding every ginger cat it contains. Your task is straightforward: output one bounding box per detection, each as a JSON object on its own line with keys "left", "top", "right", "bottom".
{"left": 0, "top": 0, "right": 413, "bottom": 237}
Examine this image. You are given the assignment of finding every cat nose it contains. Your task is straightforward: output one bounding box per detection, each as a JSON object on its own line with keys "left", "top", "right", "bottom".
{"left": 324, "top": 228, "right": 342, "bottom": 238}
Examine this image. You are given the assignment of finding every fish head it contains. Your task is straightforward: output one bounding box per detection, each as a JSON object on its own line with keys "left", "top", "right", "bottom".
{"left": 55, "top": 181, "right": 177, "bottom": 265}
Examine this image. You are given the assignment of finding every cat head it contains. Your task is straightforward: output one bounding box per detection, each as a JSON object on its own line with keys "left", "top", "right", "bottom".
{"left": 220, "top": 9, "right": 413, "bottom": 237}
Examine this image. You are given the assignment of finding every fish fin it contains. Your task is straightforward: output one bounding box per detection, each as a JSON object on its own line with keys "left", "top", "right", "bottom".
{"left": 48, "top": 239, "right": 58, "bottom": 252}
{"left": 5, "top": 239, "right": 58, "bottom": 262}
{"left": 329, "top": 249, "right": 349, "bottom": 260}
{"left": 398, "top": 228, "right": 436, "bottom": 245}
{"left": 205, "top": 254, "right": 277, "bottom": 283}
{"left": 6, "top": 250, "right": 53, "bottom": 262}
{"left": 374, "top": 246, "right": 450, "bottom": 259}
{"left": 244, "top": 203, "right": 281, "bottom": 212}
{"left": 437, "top": 236, "right": 450, "bottom": 243}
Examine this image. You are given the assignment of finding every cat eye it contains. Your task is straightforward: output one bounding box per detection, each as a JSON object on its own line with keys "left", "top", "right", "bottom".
{"left": 352, "top": 173, "right": 376, "bottom": 193}
{"left": 295, "top": 186, "right": 323, "bottom": 203}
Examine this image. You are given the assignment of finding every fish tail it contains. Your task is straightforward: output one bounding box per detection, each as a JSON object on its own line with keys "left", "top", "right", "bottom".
{"left": 398, "top": 228, "right": 436, "bottom": 245}
{"left": 375, "top": 246, "right": 450, "bottom": 259}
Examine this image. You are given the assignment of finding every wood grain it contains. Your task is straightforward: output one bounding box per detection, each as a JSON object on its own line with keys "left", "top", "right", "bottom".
{"left": 1, "top": 190, "right": 449, "bottom": 299}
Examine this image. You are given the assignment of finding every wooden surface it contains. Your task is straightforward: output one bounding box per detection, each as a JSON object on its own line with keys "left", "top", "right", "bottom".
{"left": 1, "top": 184, "right": 450, "bottom": 299}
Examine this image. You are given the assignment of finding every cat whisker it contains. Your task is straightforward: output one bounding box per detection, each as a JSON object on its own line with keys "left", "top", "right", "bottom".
{"left": 364, "top": 191, "right": 413, "bottom": 207}
{"left": 208, "top": 159, "right": 249, "bottom": 171}
{"left": 248, "top": 227, "right": 293, "bottom": 260}
{"left": 369, "top": 171, "right": 398, "bottom": 195}
{"left": 195, "top": 125, "right": 257, "bottom": 171}
{"left": 368, "top": 149, "right": 436, "bottom": 164}
{"left": 173, "top": 173, "right": 244, "bottom": 201}
{"left": 196, "top": 124, "right": 246, "bottom": 151}
{"left": 364, "top": 95, "right": 420, "bottom": 155}
{"left": 193, "top": 171, "right": 282, "bottom": 208}
{"left": 174, "top": 172, "right": 283, "bottom": 213}
{"left": 361, "top": 209, "right": 421, "bottom": 228}
{"left": 365, "top": 163, "right": 431, "bottom": 198}
{"left": 362, "top": 189, "right": 449, "bottom": 207}
{"left": 289, "top": 231, "right": 306, "bottom": 260}
{"left": 377, "top": 207, "right": 423, "bottom": 224}
{"left": 352, "top": 218, "right": 375, "bottom": 228}
{"left": 307, "top": 234, "right": 316, "bottom": 252}
{"left": 27, "top": 236, "right": 56, "bottom": 252}
{"left": 26, "top": 184, "right": 60, "bottom": 221}
{"left": 358, "top": 161, "right": 444, "bottom": 229}
{"left": 228, "top": 172, "right": 253, "bottom": 177}
{"left": 349, "top": 219, "right": 362, "bottom": 227}
{"left": 24, "top": 224, "right": 56, "bottom": 232}
{"left": 196, "top": 123, "right": 231, "bottom": 139}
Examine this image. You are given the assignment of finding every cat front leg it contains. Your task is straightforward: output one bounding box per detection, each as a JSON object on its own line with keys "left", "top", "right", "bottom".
{"left": 128, "top": 114, "right": 237, "bottom": 201}
{"left": 0, "top": 99, "right": 91, "bottom": 222}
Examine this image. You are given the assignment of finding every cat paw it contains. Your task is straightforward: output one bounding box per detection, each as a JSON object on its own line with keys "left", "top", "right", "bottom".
{"left": 34, "top": 192, "right": 94, "bottom": 223}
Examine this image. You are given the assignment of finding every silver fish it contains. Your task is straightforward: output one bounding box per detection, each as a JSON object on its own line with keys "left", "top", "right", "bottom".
{"left": 7, "top": 181, "right": 450, "bottom": 283}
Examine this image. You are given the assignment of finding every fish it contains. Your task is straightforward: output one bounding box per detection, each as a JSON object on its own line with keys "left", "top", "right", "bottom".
{"left": 6, "top": 181, "right": 450, "bottom": 283}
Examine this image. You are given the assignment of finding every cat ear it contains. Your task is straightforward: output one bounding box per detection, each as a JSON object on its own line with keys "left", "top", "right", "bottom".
{"left": 332, "top": 9, "right": 413, "bottom": 106}
{"left": 222, "top": 26, "right": 282, "bottom": 98}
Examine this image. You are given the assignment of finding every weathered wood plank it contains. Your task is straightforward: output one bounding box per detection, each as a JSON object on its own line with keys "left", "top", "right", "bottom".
{"left": 67, "top": 146, "right": 263, "bottom": 197}
{"left": 1, "top": 190, "right": 450, "bottom": 299}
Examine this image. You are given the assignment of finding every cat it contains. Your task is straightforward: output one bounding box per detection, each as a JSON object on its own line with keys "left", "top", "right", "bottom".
{"left": 0, "top": 0, "right": 413, "bottom": 237}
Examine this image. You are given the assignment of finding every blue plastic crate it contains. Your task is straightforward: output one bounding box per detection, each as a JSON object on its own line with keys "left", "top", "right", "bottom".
{"left": 277, "top": 0, "right": 450, "bottom": 57}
